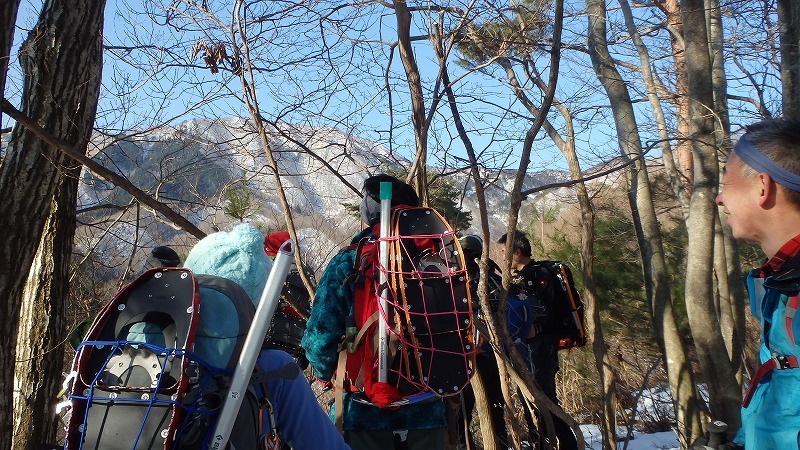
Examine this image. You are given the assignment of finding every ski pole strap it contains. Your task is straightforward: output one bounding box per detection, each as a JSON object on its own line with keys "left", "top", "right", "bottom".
{"left": 742, "top": 355, "right": 799, "bottom": 407}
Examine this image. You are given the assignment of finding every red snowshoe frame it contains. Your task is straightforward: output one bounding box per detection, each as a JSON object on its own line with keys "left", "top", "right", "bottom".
{"left": 64, "top": 268, "right": 199, "bottom": 450}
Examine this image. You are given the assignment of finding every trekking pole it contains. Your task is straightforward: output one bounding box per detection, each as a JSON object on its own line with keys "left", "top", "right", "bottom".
{"left": 378, "top": 181, "right": 392, "bottom": 383}
{"left": 207, "top": 240, "right": 295, "bottom": 450}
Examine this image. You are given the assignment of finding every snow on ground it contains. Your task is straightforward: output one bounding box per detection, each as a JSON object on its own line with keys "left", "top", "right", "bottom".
{"left": 575, "top": 384, "right": 682, "bottom": 449}
{"left": 580, "top": 424, "right": 679, "bottom": 449}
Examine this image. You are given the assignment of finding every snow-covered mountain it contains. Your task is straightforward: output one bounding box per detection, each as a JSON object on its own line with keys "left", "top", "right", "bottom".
{"left": 76, "top": 117, "right": 588, "bottom": 271}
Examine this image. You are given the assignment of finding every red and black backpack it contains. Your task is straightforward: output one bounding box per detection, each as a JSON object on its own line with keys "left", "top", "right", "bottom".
{"left": 332, "top": 206, "right": 476, "bottom": 426}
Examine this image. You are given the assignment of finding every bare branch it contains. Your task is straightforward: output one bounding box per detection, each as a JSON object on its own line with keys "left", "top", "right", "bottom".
{"left": 1, "top": 98, "right": 206, "bottom": 239}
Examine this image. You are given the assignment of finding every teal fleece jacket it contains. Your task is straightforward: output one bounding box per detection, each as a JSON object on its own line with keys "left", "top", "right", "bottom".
{"left": 301, "top": 228, "right": 446, "bottom": 431}
{"left": 735, "top": 256, "right": 800, "bottom": 450}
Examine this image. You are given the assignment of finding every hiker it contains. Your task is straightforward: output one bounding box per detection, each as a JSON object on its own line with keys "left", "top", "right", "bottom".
{"left": 264, "top": 229, "right": 314, "bottom": 316}
{"left": 498, "top": 230, "right": 578, "bottom": 450}
{"left": 301, "top": 174, "right": 447, "bottom": 450}
{"left": 263, "top": 229, "right": 312, "bottom": 368}
{"left": 182, "top": 224, "right": 351, "bottom": 450}
{"left": 716, "top": 118, "right": 800, "bottom": 449}
{"left": 457, "top": 234, "right": 510, "bottom": 449}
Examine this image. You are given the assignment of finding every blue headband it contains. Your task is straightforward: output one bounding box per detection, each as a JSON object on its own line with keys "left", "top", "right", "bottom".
{"left": 734, "top": 136, "right": 800, "bottom": 192}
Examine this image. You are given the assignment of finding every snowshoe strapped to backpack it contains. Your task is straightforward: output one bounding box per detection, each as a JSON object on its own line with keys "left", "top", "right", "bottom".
{"left": 262, "top": 269, "right": 310, "bottom": 367}
{"left": 336, "top": 206, "right": 475, "bottom": 409}
{"left": 537, "top": 261, "right": 587, "bottom": 350}
{"left": 262, "top": 233, "right": 311, "bottom": 367}
{"left": 62, "top": 268, "right": 279, "bottom": 450}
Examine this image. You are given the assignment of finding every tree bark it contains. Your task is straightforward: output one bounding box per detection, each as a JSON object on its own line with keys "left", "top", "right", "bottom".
{"left": 392, "top": 0, "right": 429, "bottom": 204}
{"left": 722, "top": 220, "right": 747, "bottom": 385}
{"left": 0, "top": 0, "right": 105, "bottom": 445}
{"left": 546, "top": 108, "right": 615, "bottom": 450}
{"left": 706, "top": 0, "right": 747, "bottom": 392}
{"left": 619, "top": 0, "right": 690, "bottom": 215}
{"left": 656, "top": 0, "right": 693, "bottom": 189}
{"left": 13, "top": 173, "right": 75, "bottom": 449}
{"left": 497, "top": 51, "right": 613, "bottom": 448}
{"left": 433, "top": 27, "right": 502, "bottom": 449}
{"left": 586, "top": 0, "right": 705, "bottom": 445}
{"left": 778, "top": 0, "right": 800, "bottom": 118}
{"left": 705, "top": 0, "right": 730, "bottom": 138}
{"left": 228, "top": 0, "right": 316, "bottom": 297}
{"left": 681, "top": 0, "right": 742, "bottom": 431}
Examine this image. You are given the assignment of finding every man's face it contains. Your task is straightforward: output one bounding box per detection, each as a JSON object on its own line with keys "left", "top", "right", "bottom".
{"left": 716, "top": 152, "right": 763, "bottom": 242}
{"left": 499, "top": 245, "right": 523, "bottom": 268}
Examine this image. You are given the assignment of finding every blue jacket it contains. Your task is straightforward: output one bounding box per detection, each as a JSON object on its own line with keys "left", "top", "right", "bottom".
{"left": 736, "top": 260, "right": 800, "bottom": 449}
{"left": 301, "top": 228, "right": 446, "bottom": 431}
{"left": 258, "top": 350, "right": 351, "bottom": 449}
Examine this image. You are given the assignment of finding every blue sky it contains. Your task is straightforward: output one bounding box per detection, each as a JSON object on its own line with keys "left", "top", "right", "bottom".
{"left": 5, "top": 1, "right": 781, "bottom": 176}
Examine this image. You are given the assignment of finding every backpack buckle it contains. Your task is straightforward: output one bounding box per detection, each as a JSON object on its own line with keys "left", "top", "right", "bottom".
{"left": 773, "top": 355, "right": 799, "bottom": 370}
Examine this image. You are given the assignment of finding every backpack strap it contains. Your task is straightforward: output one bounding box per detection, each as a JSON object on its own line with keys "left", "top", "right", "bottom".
{"left": 333, "top": 310, "right": 381, "bottom": 432}
{"left": 554, "top": 263, "right": 587, "bottom": 348}
{"left": 334, "top": 352, "right": 347, "bottom": 432}
{"left": 742, "top": 355, "right": 799, "bottom": 407}
{"left": 338, "top": 312, "right": 381, "bottom": 355}
{"left": 344, "top": 236, "right": 374, "bottom": 286}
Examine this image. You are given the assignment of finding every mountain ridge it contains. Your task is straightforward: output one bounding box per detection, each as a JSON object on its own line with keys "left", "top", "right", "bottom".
{"left": 70, "top": 117, "right": 597, "bottom": 271}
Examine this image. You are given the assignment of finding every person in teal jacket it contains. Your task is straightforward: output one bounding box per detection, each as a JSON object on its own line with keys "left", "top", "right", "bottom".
{"left": 716, "top": 117, "right": 800, "bottom": 449}
{"left": 183, "top": 224, "right": 351, "bottom": 450}
{"left": 301, "top": 174, "right": 446, "bottom": 450}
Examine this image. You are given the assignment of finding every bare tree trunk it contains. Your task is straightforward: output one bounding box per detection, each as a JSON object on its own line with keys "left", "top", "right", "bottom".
{"left": 497, "top": 49, "right": 614, "bottom": 447}
{"left": 586, "top": 0, "right": 704, "bottom": 445}
{"left": 437, "top": 6, "right": 579, "bottom": 446}
{"left": 433, "top": 26, "right": 501, "bottom": 450}
{"left": 498, "top": 3, "right": 574, "bottom": 447}
{"left": 706, "top": 0, "right": 746, "bottom": 389}
{"left": 0, "top": 1, "right": 104, "bottom": 445}
{"left": 722, "top": 221, "right": 748, "bottom": 385}
{"left": 713, "top": 215, "right": 743, "bottom": 367}
{"left": 229, "top": 0, "right": 315, "bottom": 295}
{"left": 706, "top": 0, "right": 730, "bottom": 138}
{"left": 681, "top": 0, "right": 742, "bottom": 431}
{"left": 778, "top": 0, "right": 800, "bottom": 118}
{"left": 392, "top": 0, "right": 429, "bottom": 204}
{"left": 545, "top": 107, "right": 616, "bottom": 450}
{"left": 467, "top": 367, "right": 494, "bottom": 450}
{"left": 656, "top": 0, "right": 693, "bottom": 188}
{"left": 619, "top": 0, "right": 690, "bottom": 214}
{"left": 13, "top": 173, "right": 76, "bottom": 449}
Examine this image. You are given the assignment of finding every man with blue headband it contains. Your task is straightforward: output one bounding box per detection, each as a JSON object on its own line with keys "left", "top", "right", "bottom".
{"left": 716, "top": 117, "right": 800, "bottom": 449}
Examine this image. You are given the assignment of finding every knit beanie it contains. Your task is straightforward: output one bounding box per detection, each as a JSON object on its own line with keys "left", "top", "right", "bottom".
{"left": 459, "top": 234, "right": 483, "bottom": 259}
{"left": 144, "top": 245, "right": 181, "bottom": 269}
{"left": 183, "top": 224, "right": 273, "bottom": 303}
